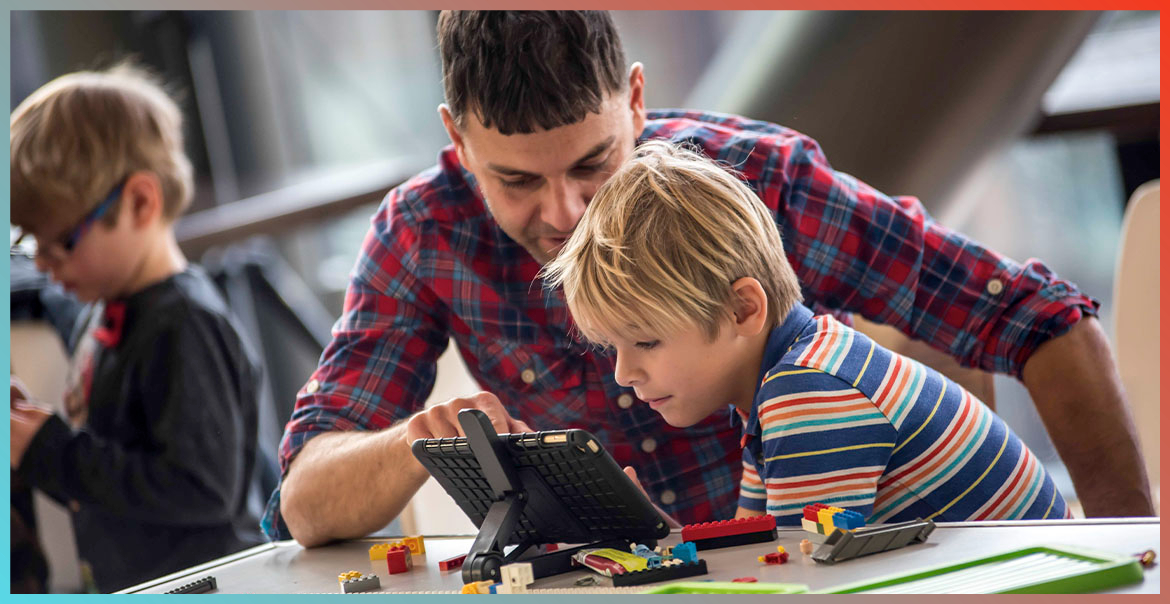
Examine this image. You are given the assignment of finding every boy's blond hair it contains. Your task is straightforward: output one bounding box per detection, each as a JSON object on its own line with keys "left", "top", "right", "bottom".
{"left": 10, "top": 62, "right": 193, "bottom": 232}
{"left": 543, "top": 140, "right": 803, "bottom": 343}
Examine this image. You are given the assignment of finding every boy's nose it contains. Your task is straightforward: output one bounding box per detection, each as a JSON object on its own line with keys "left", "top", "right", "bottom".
{"left": 613, "top": 354, "right": 642, "bottom": 388}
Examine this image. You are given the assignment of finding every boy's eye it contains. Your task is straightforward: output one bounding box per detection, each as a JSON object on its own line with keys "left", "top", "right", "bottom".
{"left": 634, "top": 340, "right": 660, "bottom": 350}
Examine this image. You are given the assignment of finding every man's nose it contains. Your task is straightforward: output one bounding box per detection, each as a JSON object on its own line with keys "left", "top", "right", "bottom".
{"left": 542, "top": 178, "right": 587, "bottom": 233}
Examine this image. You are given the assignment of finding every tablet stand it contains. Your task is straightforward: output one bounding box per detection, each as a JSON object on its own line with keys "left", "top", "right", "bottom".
{"left": 457, "top": 409, "right": 643, "bottom": 584}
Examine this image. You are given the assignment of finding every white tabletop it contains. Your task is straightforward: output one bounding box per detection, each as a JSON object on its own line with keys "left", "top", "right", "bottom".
{"left": 121, "top": 517, "right": 1159, "bottom": 594}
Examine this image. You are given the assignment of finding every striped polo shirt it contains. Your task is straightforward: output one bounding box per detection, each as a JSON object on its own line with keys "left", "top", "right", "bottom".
{"left": 738, "top": 303, "right": 1070, "bottom": 524}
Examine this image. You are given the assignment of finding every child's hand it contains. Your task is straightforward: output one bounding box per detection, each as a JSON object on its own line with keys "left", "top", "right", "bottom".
{"left": 10, "top": 374, "right": 32, "bottom": 408}
{"left": 623, "top": 466, "right": 683, "bottom": 528}
{"left": 404, "top": 391, "right": 533, "bottom": 443}
{"left": 10, "top": 400, "right": 54, "bottom": 469}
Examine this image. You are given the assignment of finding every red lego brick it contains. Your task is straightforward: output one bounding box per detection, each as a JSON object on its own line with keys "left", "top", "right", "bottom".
{"left": 438, "top": 553, "right": 467, "bottom": 572}
{"left": 758, "top": 551, "right": 789, "bottom": 565}
{"left": 732, "top": 577, "right": 759, "bottom": 583}
{"left": 386, "top": 545, "right": 412, "bottom": 574}
{"left": 803, "top": 503, "right": 830, "bottom": 521}
{"left": 681, "top": 515, "right": 777, "bottom": 542}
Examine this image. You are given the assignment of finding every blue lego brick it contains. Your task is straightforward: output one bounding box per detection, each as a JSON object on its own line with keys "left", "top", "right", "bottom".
{"left": 832, "top": 510, "right": 866, "bottom": 530}
{"left": 672, "top": 542, "right": 698, "bottom": 565}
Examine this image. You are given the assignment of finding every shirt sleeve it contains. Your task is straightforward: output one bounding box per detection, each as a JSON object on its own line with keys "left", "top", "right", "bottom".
{"left": 17, "top": 306, "right": 255, "bottom": 526}
{"left": 764, "top": 134, "right": 1099, "bottom": 377}
{"left": 263, "top": 192, "right": 450, "bottom": 539}
{"left": 755, "top": 365, "right": 897, "bottom": 525}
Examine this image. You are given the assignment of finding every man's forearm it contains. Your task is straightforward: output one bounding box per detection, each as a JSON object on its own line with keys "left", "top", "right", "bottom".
{"left": 280, "top": 424, "right": 430, "bottom": 547}
{"left": 1021, "top": 317, "right": 1153, "bottom": 517}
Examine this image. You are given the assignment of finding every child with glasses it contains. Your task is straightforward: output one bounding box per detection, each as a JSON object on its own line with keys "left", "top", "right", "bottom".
{"left": 9, "top": 64, "right": 264, "bottom": 592}
{"left": 543, "top": 141, "right": 1070, "bottom": 527}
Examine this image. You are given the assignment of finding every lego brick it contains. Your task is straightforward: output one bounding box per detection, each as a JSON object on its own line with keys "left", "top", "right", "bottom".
{"left": 812, "top": 518, "right": 935, "bottom": 564}
{"left": 803, "top": 503, "right": 830, "bottom": 521}
{"left": 690, "top": 527, "right": 777, "bottom": 551}
{"left": 498, "top": 562, "right": 534, "bottom": 594}
{"left": 732, "top": 577, "right": 759, "bottom": 583}
{"left": 801, "top": 518, "right": 819, "bottom": 534}
{"left": 403, "top": 535, "right": 426, "bottom": 555}
{"left": 438, "top": 553, "right": 467, "bottom": 572}
{"left": 386, "top": 545, "right": 413, "bottom": 574}
{"left": 817, "top": 507, "right": 845, "bottom": 534}
{"left": 758, "top": 551, "right": 789, "bottom": 565}
{"left": 461, "top": 580, "right": 495, "bottom": 594}
{"left": 611, "top": 560, "right": 709, "bottom": 587}
{"left": 681, "top": 515, "right": 776, "bottom": 542}
{"left": 671, "top": 542, "right": 698, "bottom": 564}
{"left": 832, "top": 510, "right": 866, "bottom": 531}
{"left": 163, "top": 576, "right": 216, "bottom": 594}
{"left": 339, "top": 572, "right": 381, "bottom": 593}
{"left": 369, "top": 543, "right": 392, "bottom": 560}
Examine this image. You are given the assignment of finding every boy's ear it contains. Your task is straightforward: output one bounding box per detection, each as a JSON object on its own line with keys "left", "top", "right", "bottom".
{"left": 121, "top": 171, "right": 164, "bottom": 229}
{"left": 730, "top": 277, "right": 769, "bottom": 337}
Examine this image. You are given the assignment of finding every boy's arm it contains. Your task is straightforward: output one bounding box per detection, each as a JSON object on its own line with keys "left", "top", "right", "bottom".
{"left": 768, "top": 136, "right": 1150, "bottom": 516}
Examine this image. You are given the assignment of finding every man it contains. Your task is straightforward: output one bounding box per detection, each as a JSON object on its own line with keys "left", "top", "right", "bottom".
{"left": 267, "top": 11, "right": 1151, "bottom": 547}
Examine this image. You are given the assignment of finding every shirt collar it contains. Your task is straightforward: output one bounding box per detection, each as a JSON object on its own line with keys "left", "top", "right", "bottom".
{"left": 737, "top": 302, "right": 815, "bottom": 439}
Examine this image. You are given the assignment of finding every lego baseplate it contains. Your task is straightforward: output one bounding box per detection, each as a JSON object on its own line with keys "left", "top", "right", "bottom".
{"left": 817, "top": 544, "right": 1144, "bottom": 594}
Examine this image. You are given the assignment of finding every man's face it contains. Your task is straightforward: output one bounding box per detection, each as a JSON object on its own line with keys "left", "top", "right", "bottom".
{"left": 443, "top": 67, "right": 646, "bottom": 264}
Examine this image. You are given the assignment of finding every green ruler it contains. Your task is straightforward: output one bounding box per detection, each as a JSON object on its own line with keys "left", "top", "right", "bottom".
{"left": 817, "top": 544, "right": 1144, "bottom": 594}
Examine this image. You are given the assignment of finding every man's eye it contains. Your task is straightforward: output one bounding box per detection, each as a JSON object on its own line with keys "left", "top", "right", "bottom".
{"left": 572, "top": 163, "right": 604, "bottom": 175}
{"left": 501, "top": 178, "right": 537, "bottom": 189}
{"left": 635, "top": 340, "right": 660, "bottom": 350}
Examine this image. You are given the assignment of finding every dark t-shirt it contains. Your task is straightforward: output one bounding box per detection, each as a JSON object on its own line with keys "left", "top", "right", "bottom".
{"left": 17, "top": 266, "right": 264, "bottom": 592}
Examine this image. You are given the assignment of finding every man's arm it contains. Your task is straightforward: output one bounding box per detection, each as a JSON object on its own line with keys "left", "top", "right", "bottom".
{"left": 1021, "top": 317, "right": 1153, "bottom": 517}
{"left": 280, "top": 392, "right": 532, "bottom": 548}
{"left": 279, "top": 425, "right": 426, "bottom": 548}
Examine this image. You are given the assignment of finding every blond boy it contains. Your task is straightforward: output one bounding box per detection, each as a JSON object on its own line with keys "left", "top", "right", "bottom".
{"left": 544, "top": 141, "right": 1070, "bottom": 525}
{"left": 10, "top": 65, "right": 263, "bottom": 592}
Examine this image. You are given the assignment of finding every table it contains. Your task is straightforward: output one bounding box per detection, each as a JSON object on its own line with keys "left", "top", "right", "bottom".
{"left": 120, "top": 518, "right": 1159, "bottom": 594}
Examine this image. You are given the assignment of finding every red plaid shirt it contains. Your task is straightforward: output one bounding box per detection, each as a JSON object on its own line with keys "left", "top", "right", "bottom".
{"left": 263, "top": 109, "right": 1097, "bottom": 539}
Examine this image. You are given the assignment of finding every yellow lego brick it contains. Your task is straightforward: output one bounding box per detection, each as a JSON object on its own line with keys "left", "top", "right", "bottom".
{"left": 461, "top": 580, "right": 495, "bottom": 594}
{"left": 404, "top": 535, "right": 426, "bottom": 555}
{"left": 338, "top": 570, "right": 362, "bottom": 583}
{"left": 369, "top": 543, "right": 391, "bottom": 560}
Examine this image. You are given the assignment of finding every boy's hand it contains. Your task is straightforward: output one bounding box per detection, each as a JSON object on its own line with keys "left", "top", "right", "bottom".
{"left": 404, "top": 391, "right": 533, "bottom": 442}
{"left": 11, "top": 401, "right": 54, "bottom": 469}
{"left": 623, "top": 466, "right": 683, "bottom": 529}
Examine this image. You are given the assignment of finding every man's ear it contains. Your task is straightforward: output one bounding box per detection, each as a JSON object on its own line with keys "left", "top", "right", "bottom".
{"left": 730, "top": 277, "right": 769, "bottom": 337}
{"left": 438, "top": 104, "right": 470, "bottom": 167}
{"left": 121, "top": 171, "right": 164, "bottom": 230}
{"left": 627, "top": 62, "right": 646, "bottom": 135}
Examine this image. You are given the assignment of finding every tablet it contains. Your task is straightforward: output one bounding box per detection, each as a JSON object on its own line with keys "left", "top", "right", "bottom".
{"left": 412, "top": 427, "right": 670, "bottom": 547}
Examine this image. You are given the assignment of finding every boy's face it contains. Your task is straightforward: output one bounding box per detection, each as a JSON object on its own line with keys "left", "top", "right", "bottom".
{"left": 600, "top": 317, "right": 762, "bottom": 428}
{"left": 442, "top": 65, "right": 646, "bottom": 265}
{"left": 29, "top": 187, "right": 148, "bottom": 303}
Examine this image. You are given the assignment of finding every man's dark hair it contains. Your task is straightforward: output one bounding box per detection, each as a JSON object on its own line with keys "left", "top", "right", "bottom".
{"left": 438, "top": 11, "right": 627, "bottom": 135}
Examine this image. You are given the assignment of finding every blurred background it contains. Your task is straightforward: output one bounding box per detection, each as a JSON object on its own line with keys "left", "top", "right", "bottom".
{"left": 9, "top": 10, "right": 1160, "bottom": 593}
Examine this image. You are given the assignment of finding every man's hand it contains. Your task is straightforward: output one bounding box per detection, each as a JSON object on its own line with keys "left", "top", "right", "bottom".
{"left": 11, "top": 400, "right": 54, "bottom": 469}
{"left": 404, "top": 391, "right": 533, "bottom": 442}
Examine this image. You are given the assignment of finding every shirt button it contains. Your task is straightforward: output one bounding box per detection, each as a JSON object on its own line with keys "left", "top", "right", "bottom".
{"left": 520, "top": 369, "right": 537, "bottom": 384}
{"left": 660, "top": 490, "right": 677, "bottom": 505}
{"left": 305, "top": 379, "right": 320, "bottom": 394}
{"left": 986, "top": 279, "right": 1004, "bottom": 295}
{"left": 641, "top": 438, "right": 657, "bottom": 453}
{"left": 617, "top": 394, "right": 634, "bottom": 409}
{"left": 69, "top": 500, "right": 81, "bottom": 513}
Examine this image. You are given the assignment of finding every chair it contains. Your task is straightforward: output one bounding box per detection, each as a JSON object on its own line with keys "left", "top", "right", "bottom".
{"left": 1111, "top": 180, "right": 1160, "bottom": 513}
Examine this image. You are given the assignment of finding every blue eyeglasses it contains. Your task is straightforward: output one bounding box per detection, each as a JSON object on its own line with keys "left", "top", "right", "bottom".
{"left": 11, "top": 179, "right": 126, "bottom": 260}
